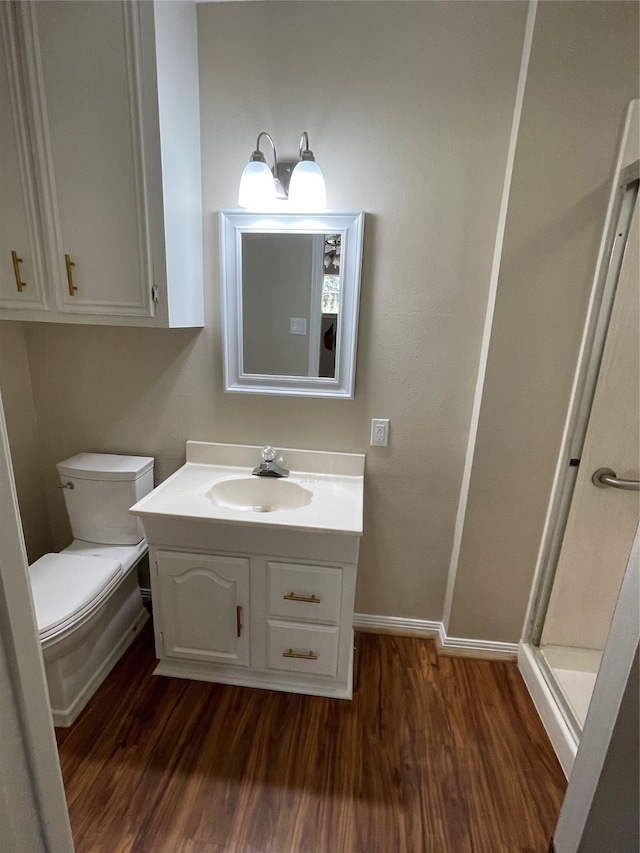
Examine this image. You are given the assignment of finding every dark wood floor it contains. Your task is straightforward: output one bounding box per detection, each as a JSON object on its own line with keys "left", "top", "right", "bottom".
{"left": 56, "top": 623, "right": 565, "bottom": 853}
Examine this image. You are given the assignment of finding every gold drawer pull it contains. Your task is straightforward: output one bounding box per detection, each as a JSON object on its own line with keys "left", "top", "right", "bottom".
{"left": 65, "top": 253, "right": 77, "bottom": 295}
{"left": 283, "top": 592, "right": 321, "bottom": 604}
{"left": 11, "top": 250, "right": 26, "bottom": 292}
{"left": 283, "top": 648, "right": 318, "bottom": 661}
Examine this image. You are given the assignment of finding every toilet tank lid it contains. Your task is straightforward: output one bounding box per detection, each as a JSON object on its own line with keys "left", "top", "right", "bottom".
{"left": 57, "top": 453, "right": 154, "bottom": 481}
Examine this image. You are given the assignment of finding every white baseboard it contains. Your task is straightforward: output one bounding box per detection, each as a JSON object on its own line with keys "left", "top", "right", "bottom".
{"left": 353, "top": 613, "right": 441, "bottom": 638}
{"left": 518, "top": 641, "right": 576, "bottom": 778}
{"left": 353, "top": 613, "right": 519, "bottom": 660}
{"left": 440, "top": 633, "right": 519, "bottom": 661}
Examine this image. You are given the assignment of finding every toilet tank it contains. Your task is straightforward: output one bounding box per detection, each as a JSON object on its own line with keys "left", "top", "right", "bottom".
{"left": 56, "top": 453, "right": 154, "bottom": 545}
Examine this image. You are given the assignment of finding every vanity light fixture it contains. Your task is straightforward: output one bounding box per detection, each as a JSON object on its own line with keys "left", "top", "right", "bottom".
{"left": 238, "top": 131, "right": 327, "bottom": 212}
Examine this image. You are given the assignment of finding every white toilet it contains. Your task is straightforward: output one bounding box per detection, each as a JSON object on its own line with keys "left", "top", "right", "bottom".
{"left": 29, "top": 452, "right": 154, "bottom": 726}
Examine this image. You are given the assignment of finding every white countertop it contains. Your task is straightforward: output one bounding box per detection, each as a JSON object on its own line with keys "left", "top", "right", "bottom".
{"left": 130, "top": 442, "right": 365, "bottom": 536}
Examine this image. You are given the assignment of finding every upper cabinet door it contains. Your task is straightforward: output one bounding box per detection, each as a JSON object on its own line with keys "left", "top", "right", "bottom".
{"left": 0, "top": 0, "right": 203, "bottom": 327}
{"left": 26, "top": 1, "right": 153, "bottom": 317}
{"left": 0, "top": 6, "right": 47, "bottom": 312}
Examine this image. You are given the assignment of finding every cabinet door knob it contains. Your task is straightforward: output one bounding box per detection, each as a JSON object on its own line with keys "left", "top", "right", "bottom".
{"left": 11, "top": 250, "right": 27, "bottom": 292}
{"left": 65, "top": 253, "right": 78, "bottom": 295}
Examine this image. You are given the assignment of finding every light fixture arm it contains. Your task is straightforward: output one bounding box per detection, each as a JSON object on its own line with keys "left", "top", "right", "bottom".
{"left": 238, "top": 131, "right": 327, "bottom": 209}
{"left": 250, "top": 131, "right": 292, "bottom": 199}
{"left": 251, "top": 131, "right": 277, "bottom": 166}
{"left": 299, "top": 131, "right": 315, "bottom": 161}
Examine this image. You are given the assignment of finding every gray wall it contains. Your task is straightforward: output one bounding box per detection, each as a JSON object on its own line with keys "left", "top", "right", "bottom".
{"left": 0, "top": 322, "right": 51, "bottom": 562}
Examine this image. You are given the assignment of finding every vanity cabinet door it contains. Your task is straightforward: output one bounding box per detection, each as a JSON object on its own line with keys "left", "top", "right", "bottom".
{"left": 0, "top": 6, "right": 47, "bottom": 313}
{"left": 156, "top": 551, "right": 250, "bottom": 667}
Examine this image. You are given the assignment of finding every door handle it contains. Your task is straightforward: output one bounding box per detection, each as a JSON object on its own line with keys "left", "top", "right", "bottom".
{"left": 11, "top": 250, "right": 27, "bottom": 292}
{"left": 283, "top": 649, "right": 318, "bottom": 661}
{"left": 65, "top": 254, "right": 78, "bottom": 295}
{"left": 592, "top": 467, "right": 640, "bottom": 491}
{"left": 283, "top": 592, "right": 321, "bottom": 604}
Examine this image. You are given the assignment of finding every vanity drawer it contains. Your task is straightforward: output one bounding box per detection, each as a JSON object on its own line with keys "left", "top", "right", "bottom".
{"left": 267, "top": 561, "right": 342, "bottom": 623}
{"left": 267, "top": 620, "right": 339, "bottom": 677}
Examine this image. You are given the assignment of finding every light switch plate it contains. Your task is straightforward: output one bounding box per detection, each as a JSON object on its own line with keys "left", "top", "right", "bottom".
{"left": 289, "top": 317, "right": 307, "bottom": 335}
{"left": 370, "top": 418, "right": 390, "bottom": 446}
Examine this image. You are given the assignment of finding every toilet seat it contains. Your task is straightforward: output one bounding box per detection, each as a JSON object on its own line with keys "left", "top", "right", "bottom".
{"left": 29, "top": 553, "right": 122, "bottom": 643}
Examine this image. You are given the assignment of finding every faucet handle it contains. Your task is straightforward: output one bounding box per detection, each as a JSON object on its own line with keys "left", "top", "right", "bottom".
{"left": 262, "top": 445, "right": 277, "bottom": 462}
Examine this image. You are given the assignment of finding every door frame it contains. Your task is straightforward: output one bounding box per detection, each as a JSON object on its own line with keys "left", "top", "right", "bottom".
{"left": 523, "top": 99, "right": 639, "bottom": 647}
{"left": 553, "top": 529, "right": 639, "bottom": 851}
{"left": 0, "top": 389, "right": 74, "bottom": 850}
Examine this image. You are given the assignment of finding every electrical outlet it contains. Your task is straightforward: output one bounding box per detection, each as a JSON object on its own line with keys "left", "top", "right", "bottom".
{"left": 370, "top": 418, "right": 390, "bottom": 447}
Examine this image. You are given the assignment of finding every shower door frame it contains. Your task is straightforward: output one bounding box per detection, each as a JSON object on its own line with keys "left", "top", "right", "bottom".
{"left": 527, "top": 161, "right": 639, "bottom": 649}
{"left": 520, "top": 99, "right": 639, "bottom": 765}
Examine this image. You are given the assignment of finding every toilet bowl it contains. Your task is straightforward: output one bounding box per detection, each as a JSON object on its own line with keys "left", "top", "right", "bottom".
{"left": 28, "top": 452, "right": 154, "bottom": 727}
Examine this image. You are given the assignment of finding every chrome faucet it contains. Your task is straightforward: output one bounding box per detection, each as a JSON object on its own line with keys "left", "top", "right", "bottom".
{"left": 252, "top": 446, "right": 289, "bottom": 478}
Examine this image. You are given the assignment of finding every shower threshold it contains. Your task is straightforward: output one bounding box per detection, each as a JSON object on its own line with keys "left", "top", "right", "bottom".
{"left": 540, "top": 645, "right": 603, "bottom": 730}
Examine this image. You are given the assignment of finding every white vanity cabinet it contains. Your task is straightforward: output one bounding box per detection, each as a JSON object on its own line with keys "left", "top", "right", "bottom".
{"left": 0, "top": 0, "right": 203, "bottom": 327}
{"left": 147, "top": 534, "right": 359, "bottom": 699}
{"left": 132, "top": 441, "right": 365, "bottom": 699}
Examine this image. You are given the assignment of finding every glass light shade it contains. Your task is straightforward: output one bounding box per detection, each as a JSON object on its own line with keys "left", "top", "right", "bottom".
{"left": 238, "top": 160, "right": 277, "bottom": 210}
{"left": 287, "top": 160, "right": 327, "bottom": 211}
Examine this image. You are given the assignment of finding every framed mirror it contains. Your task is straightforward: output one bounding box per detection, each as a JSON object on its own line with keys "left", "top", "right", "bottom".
{"left": 219, "top": 210, "right": 365, "bottom": 397}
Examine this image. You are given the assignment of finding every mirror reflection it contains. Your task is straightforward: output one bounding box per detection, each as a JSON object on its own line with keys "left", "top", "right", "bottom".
{"left": 219, "top": 210, "right": 364, "bottom": 398}
{"left": 241, "top": 233, "right": 341, "bottom": 379}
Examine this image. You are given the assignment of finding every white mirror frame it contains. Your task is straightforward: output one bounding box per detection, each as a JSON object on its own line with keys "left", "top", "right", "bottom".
{"left": 219, "top": 210, "right": 365, "bottom": 398}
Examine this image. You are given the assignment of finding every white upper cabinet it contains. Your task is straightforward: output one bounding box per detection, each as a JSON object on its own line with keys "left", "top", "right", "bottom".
{"left": 0, "top": 1, "right": 203, "bottom": 327}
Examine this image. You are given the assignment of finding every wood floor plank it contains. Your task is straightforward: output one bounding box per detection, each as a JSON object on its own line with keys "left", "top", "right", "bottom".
{"left": 57, "top": 623, "right": 565, "bottom": 853}
{"left": 175, "top": 843, "right": 226, "bottom": 853}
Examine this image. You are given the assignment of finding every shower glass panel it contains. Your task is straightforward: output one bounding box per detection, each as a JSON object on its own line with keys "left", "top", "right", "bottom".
{"left": 532, "top": 167, "right": 639, "bottom": 738}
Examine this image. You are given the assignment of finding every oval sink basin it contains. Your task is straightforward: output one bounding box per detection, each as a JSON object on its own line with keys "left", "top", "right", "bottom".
{"left": 206, "top": 477, "right": 313, "bottom": 513}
